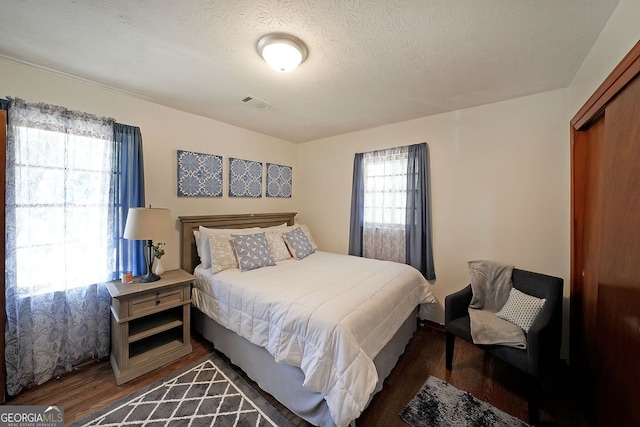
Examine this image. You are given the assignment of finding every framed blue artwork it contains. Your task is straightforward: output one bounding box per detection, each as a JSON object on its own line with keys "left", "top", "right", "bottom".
{"left": 229, "top": 158, "right": 262, "bottom": 198}
{"left": 177, "top": 150, "right": 223, "bottom": 197}
{"left": 266, "top": 163, "right": 292, "bottom": 198}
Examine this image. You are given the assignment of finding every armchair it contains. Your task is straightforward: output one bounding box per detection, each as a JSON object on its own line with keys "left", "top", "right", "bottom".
{"left": 445, "top": 268, "right": 563, "bottom": 426}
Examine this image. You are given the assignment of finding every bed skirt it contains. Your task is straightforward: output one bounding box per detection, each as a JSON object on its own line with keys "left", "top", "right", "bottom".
{"left": 193, "top": 307, "right": 418, "bottom": 427}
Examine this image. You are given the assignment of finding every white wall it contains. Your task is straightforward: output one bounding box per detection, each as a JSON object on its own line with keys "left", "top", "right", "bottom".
{"left": 567, "top": 0, "right": 640, "bottom": 118}
{"left": 297, "top": 90, "right": 569, "bottom": 329}
{"left": 0, "top": 58, "right": 299, "bottom": 272}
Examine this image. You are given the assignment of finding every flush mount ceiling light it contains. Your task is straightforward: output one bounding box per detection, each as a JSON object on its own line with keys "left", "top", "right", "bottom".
{"left": 257, "top": 33, "right": 308, "bottom": 73}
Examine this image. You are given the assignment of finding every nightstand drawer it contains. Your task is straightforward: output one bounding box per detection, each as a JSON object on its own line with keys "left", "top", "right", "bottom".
{"left": 129, "top": 288, "right": 183, "bottom": 316}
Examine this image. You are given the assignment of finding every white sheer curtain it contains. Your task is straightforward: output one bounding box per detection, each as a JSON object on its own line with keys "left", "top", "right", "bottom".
{"left": 11, "top": 112, "right": 114, "bottom": 294}
{"left": 5, "top": 98, "right": 114, "bottom": 395}
{"left": 362, "top": 146, "right": 408, "bottom": 262}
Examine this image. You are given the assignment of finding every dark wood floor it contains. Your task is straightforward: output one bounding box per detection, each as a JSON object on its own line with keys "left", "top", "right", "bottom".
{"left": 6, "top": 325, "right": 588, "bottom": 426}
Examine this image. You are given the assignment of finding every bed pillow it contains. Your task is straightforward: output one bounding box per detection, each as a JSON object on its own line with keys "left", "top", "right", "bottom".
{"left": 264, "top": 230, "right": 292, "bottom": 261}
{"left": 283, "top": 227, "right": 315, "bottom": 260}
{"left": 266, "top": 223, "right": 318, "bottom": 251}
{"left": 208, "top": 233, "right": 240, "bottom": 273}
{"left": 231, "top": 232, "right": 276, "bottom": 272}
{"left": 194, "top": 229, "right": 202, "bottom": 260}
{"left": 495, "top": 288, "right": 546, "bottom": 333}
{"left": 197, "top": 226, "right": 259, "bottom": 269}
{"left": 298, "top": 224, "right": 318, "bottom": 251}
{"left": 262, "top": 222, "right": 289, "bottom": 229}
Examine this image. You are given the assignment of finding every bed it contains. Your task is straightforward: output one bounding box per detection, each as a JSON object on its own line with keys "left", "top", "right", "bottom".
{"left": 179, "top": 212, "right": 435, "bottom": 427}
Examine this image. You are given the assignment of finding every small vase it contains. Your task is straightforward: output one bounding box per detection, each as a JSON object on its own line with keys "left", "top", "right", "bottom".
{"left": 153, "top": 258, "right": 164, "bottom": 276}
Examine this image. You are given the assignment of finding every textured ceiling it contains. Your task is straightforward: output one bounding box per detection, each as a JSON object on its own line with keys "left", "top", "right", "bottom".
{"left": 0, "top": 0, "right": 620, "bottom": 143}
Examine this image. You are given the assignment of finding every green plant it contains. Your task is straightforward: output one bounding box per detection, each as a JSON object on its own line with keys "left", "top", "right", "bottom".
{"left": 153, "top": 242, "right": 165, "bottom": 259}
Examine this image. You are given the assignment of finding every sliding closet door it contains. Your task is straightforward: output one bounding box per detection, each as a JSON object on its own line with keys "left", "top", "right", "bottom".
{"left": 595, "top": 74, "right": 640, "bottom": 426}
{"left": 571, "top": 40, "right": 640, "bottom": 427}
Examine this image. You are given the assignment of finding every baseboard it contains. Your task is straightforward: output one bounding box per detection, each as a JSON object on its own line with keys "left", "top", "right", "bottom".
{"left": 419, "top": 319, "right": 444, "bottom": 332}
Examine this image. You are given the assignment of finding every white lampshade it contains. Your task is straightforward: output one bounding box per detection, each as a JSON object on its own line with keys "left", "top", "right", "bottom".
{"left": 123, "top": 207, "right": 170, "bottom": 240}
{"left": 257, "top": 33, "right": 308, "bottom": 73}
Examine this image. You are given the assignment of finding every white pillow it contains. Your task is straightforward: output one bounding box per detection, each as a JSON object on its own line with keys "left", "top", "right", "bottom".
{"left": 298, "top": 224, "right": 318, "bottom": 251}
{"left": 197, "top": 226, "right": 259, "bottom": 269}
{"left": 264, "top": 230, "right": 292, "bottom": 261}
{"left": 262, "top": 222, "right": 289, "bottom": 229}
{"left": 495, "top": 288, "right": 546, "bottom": 333}
{"left": 265, "top": 224, "right": 318, "bottom": 250}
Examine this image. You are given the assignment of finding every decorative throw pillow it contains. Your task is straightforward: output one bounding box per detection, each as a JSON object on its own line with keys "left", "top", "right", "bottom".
{"left": 209, "top": 233, "right": 241, "bottom": 274}
{"left": 270, "top": 224, "right": 318, "bottom": 251}
{"left": 231, "top": 232, "right": 276, "bottom": 272}
{"left": 283, "top": 227, "right": 315, "bottom": 260}
{"left": 495, "top": 288, "right": 546, "bottom": 333}
{"left": 264, "top": 230, "right": 292, "bottom": 261}
{"left": 198, "top": 226, "right": 259, "bottom": 269}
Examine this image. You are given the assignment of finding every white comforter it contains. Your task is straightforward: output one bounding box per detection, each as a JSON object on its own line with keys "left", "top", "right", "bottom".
{"left": 192, "top": 251, "right": 435, "bottom": 427}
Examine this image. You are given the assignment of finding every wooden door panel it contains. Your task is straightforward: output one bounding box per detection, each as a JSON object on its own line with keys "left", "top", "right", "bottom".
{"left": 600, "top": 75, "right": 640, "bottom": 285}
{"left": 595, "top": 285, "right": 640, "bottom": 425}
{"left": 596, "top": 74, "right": 640, "bottom": 426}
{"left": 570, "top": 40, "right": 640, "bottom": 427}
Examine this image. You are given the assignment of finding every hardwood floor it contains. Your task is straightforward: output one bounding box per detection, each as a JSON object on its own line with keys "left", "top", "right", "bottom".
{"left": 359, "top": 325, "right": 588, "bottom": 427}
{"left": 5, "top": 335, "right": 215, "bottom": 424}
{"left": 6, "top": 325, "right": 587, "bottom": 426}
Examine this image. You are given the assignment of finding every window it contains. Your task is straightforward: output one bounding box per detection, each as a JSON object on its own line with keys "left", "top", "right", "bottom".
{"left": 349, "top": 143, "right": 435, "bottom": 279}
{"left": 362, "top": 146, "right": 409, "bottom": 262}
{"left": 10, "top": 121, "right": 114, "bottom": 295}
{"left": 3, "top": 98, "right": 146, "bottom": 397}
{"left": 363, "top": 146, "right": 408, "bottom": 226}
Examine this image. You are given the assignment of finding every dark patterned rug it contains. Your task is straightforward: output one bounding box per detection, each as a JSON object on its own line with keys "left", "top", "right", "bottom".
{"left": 70, "top": 353, "right": 294, "bottom": 426}
{"left": 400, "top": 376, "right": 530, "bottom": 427}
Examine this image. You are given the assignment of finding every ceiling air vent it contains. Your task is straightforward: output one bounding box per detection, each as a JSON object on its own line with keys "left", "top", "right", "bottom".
{"left": 241, "top": 96, "right": 271, "bottom": 109}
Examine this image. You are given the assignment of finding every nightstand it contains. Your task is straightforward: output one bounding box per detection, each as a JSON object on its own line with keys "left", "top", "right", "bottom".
{"left": 105, "top": 268, "right": 195, "bottom": 385}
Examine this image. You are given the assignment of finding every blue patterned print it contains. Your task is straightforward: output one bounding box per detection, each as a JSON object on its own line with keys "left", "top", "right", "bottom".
{"left": 266, "top": 163, "right": 292, "bottom": 198}
{"left": 229, "top": 158, "right": 262, "bottom": 198}
{"left": 177, "top": 150, "right": 223, "bottom": 197}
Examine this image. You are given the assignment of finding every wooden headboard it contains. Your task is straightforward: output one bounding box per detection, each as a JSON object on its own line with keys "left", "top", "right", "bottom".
{"left": 178, "top": 212, "right": 297, "bottom": 273}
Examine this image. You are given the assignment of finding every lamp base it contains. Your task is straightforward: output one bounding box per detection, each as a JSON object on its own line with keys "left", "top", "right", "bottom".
{"left": 139, "top": 271, "right": 160, "bottom": 283}
{"left": 140, "top": 239, "right": 160, "bottom": 283}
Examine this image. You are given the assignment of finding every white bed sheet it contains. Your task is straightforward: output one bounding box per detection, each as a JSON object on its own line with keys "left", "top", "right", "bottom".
{"left": 192, "top": 251, "right": 435, "bottom": 427}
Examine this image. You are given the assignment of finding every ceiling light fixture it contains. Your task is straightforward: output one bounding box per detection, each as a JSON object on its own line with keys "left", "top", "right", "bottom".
{"left": 257, "top": 33, "right": 308, "bottom": 73}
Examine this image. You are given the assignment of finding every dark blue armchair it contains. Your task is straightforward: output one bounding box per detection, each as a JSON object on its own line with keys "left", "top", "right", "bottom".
{"left": 445, "top": 268, "right": 563, "bottom": 425}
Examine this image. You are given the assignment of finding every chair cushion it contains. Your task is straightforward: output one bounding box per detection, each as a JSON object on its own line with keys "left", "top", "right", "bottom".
{"left": 495, "top": 288, "right": 546, "bottom": 332}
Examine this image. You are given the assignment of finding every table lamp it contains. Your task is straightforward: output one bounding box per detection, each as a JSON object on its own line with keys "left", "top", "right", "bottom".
{"left": 123, "top": 207, "right": 170, "bottom": 283}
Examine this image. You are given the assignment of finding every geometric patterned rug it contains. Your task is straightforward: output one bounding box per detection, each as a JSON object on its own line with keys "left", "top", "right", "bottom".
{"left": 69, "top": 353, "right": 295, "bottom": 427}
{"left": 400, "top": 376, "right": 530, "bottom": 427}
